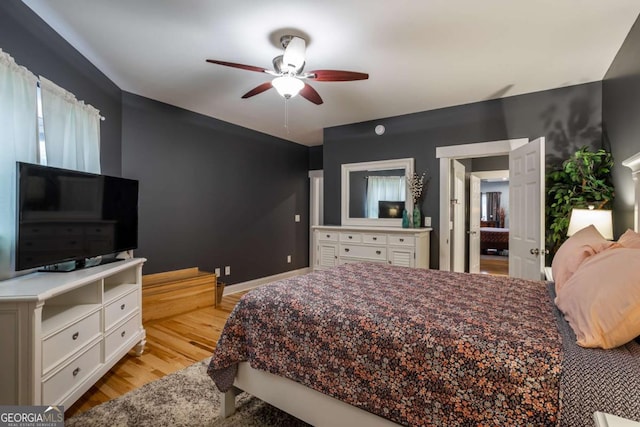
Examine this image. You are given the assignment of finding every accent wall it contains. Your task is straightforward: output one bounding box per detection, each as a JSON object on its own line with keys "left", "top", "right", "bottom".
{"left": 324, "top": 82, "right": 604, "bottom": 268}
{"left": 0, "top": 2, "right": 310, "bottom": 283}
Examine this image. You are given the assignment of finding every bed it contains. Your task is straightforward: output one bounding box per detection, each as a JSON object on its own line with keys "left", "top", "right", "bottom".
{"left": 208, "top": 151, "right": 640, "bottom": 426}
{"left": 480, "top": 227, "right": 509, "bottom": 252}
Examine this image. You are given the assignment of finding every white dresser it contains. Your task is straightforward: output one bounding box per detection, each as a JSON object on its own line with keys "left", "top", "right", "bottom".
{"left": 313, "top": 226, "right": 431, "bottom": 270}
{"left": 0, "top": 258, "right": 146, "bottom": 408}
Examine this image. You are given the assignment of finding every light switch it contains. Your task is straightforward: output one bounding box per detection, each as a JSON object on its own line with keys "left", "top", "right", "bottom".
{"left": 295, "top": 214, "right": 300, "bottom": 222}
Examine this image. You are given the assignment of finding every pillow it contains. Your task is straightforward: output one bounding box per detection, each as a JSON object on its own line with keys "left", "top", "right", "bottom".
{"left": 618, "top": 229, "right": 640, "bottom": 249}
{"left": 552, "top": 225, "right": 615, "bottom": 293}
{"left": 555, "top": 247, "right": 640, "bottom": 349}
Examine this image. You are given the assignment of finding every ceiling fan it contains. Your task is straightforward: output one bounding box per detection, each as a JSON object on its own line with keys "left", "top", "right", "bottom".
{"left": 206, "top": 35, "right": 369, "bottom": 105}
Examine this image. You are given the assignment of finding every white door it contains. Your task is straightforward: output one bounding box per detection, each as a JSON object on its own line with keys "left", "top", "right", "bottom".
{"left": 468, "top": 174, "right": 481, "bottom": 273}
{"left": 509, "top": 137, "right": 545, "bottom": 280}
{"left": 452, "top": 160, "right": 466, "bottom": 272}
{"left": 309, "top": 171, "right": 324, "bottom": 268}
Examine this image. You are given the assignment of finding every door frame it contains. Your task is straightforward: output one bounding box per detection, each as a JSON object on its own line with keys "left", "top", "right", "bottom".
{"left": 436, "top": 139, "right": 528, "bottom": 271}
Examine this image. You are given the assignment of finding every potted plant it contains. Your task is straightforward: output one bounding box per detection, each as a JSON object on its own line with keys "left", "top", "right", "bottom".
{"left": 546, "top": 146, "right": 615, "bottom": 260}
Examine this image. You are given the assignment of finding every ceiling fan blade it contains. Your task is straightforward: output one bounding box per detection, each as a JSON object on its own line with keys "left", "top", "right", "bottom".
{"left": 241, "top": 82, "right": 273, "bottom": 99}
{"left": 206, "top": 59, "right": 268, "bottom": 73}
{"left": 299, "top": 83, "right": 323, "bottom": 105}
{"left": 309, "top": 70, "right": 369, "bottom": 82}
{"left": 283, "top": 36, "right": 306, "bottom": 70}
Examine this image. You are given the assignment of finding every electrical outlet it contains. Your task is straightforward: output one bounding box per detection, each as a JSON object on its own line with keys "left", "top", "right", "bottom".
{"left": 215, "top": 268, "right": 221, "bottom": 277}
{"left": 224, "top": 266, "right": 230, "bottom": 275}
{"left": 295, "top": 214, "right": 300, "bottom": 222}
{"left": 424, "top": 216, "right": 431, "bottom": 227}
{"left": 287, "top": 255, "right": 291, "bottom": 263}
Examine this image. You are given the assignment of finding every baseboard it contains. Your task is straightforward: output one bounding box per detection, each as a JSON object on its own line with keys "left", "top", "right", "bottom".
{"left": 223, "top": 267, "right": 312, "bottom": 295}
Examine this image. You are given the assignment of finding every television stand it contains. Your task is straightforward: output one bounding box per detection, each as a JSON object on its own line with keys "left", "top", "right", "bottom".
{"left": 0, "top": 258, "right": 146, "bottom": 407}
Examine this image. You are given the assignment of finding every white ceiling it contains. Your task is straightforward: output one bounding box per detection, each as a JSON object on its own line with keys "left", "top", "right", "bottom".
{"left": 22, "top": 0, "right": 640, "bottom": 146}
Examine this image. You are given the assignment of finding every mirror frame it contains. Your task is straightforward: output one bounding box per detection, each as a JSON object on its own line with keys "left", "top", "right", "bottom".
{"left": 341, "top": 158, "right": 414, "bottom": 227}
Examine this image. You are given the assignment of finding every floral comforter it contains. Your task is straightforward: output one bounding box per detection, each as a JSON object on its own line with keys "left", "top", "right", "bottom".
{"left": 208, "top": 263, "right": 562, "bottom": 426}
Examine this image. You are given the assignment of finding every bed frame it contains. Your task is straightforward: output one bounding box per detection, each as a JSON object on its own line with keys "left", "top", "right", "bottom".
{"left": 222, "top": 362, "right": 398, "bottom": 426}
{"left": 220, "top": 151, "right": 640, "bottom": 426}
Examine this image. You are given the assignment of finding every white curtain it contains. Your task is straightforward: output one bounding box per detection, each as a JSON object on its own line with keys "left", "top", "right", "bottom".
{"left": 0, "top": 49, "right": 38, "bottom": 278}
{"left": 366, "top": 176, "right": 406, "bottom": 218}
{"left": 40, "top": 76, "right": 101, "bottom": 173}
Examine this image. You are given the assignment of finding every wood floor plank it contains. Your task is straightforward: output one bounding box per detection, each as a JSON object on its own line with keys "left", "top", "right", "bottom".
{"left": 64, "top": 291, "right": 244, "bottom": 418}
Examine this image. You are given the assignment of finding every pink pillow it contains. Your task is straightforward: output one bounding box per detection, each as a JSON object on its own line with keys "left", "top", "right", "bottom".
{"left": 618, "top": 229, "right": 640, "bottom": 249}
{"left": 551, "top": 225, "right": 614, "bottom": 293}
{"left": 555, "top": 247, "right": 640, "bottom": 349}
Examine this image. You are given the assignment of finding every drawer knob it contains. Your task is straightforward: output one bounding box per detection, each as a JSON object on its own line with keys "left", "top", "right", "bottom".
{"left": 399, "top": 238, "right": 404, "bottom": 242}
{"left": 373, "top": 237, "right": 377, "bottom": 241}
{"left": 326, "top": 234, "right": 330, "bottom": 238}
{"left": 72, "top": 332, "right": 79, "bottom": 340}
{"left": 121, "top": 304, "right": 126, "bottom": 310}
{"left": 344, "top": 248, "right": 350, "bottom": 252}
{"left": 376, "top": 250, "right": 381, "bottom": 255}
{"left": 73, "top": 367, "right": 81, "bottom": 377}
{"left": 348, "top": 235, "right": 353, "bottom": 239}
{"left": 121, "top": 331, "right": 126, "bottom": 338}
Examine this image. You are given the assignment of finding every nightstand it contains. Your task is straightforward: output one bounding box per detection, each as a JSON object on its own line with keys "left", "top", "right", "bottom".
{"left": 594, "top": 412, "right": 640, "bottom": 427}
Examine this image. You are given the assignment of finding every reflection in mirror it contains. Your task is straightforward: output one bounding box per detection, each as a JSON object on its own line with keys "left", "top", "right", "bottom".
{"left": 341, "top": 158, "right": 414, "bottom": 227}
{"left": 348, "top": 169, "right": 406, "bottom": 218}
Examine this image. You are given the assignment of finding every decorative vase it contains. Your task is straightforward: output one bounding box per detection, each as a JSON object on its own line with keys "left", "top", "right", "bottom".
{"left": 413, "top": 205, "right": 421, "bottom": 228}
{"left": 402, "top": 209, "right": 410, "bottom": 228}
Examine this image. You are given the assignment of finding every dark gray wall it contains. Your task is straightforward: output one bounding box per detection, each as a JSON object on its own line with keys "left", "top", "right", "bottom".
{"left": 1, "top": 2, "right": 311, "bottom": 283}
{"left": 472, "top": 156, "right": 509, "bottom": 172}
{"left": 121, "top": 93, "right": 310, "bottom": 280}
{"left": 603, "top": 15, "right": 640, "bottom": 237}
{"left": 309, "top": 145, "right": 323, "bottom": 170}
{"left": 0, "top": 1, "right": 123, "bottom": 176}
{"left": 324, "top": 82, "right": 603, "bottom": 268}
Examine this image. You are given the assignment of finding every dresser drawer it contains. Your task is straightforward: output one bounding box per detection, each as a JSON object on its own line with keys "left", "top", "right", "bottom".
{"left": 42, "top": 341, "right": 101, "bottom": 405}
{"left": 317, "top": 231, "right": 338, "bottom": 242}
{"left": 388, "top": 235, "right": 415, "bottom": 246}
{"left": 362, "top": 233, "right": 387, "bottom": 244}
{"left": 340, "top": 232, "right": 362, "bottom": 243}
{"left": 42, "top": 310, "right": 101, "bottom": 374}
{"left": 105, "top": 314, "right": 140, "bottom": 361}
{"left": 105, "top": 290, "right": 138, "bottom": 330}
{"left": 340, "top": 244, "right": 387, "bottom": 261}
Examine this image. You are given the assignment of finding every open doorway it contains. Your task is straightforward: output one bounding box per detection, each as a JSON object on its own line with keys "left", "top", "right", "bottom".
{"left": 437, "top": 138, "right": 546, "bottom": 280}
{"left": 472, "top": 170, "right": 509, "bottom": 276}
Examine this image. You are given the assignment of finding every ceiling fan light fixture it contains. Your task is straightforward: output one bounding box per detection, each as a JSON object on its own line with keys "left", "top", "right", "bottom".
{"left": 272, "top": 75, "right": 304, "bottom": 99}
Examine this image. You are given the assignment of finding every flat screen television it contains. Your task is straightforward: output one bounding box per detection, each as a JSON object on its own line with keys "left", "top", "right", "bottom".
{"left": 378, "top": 200, "right": 405, "bottom": 218}
{"left": 16, "top": 162, "right": 139, "bottom": 271}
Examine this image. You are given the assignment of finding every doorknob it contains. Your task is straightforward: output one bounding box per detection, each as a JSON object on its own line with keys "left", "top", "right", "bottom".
{"left": 466, "top": 230, "right": 477, "bottom": 235}
{"left": 529, "top": 248, "right": 549, "bottom": 256}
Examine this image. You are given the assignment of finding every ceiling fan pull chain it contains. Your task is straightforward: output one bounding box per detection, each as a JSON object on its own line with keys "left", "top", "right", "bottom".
{"left": 284, "top": 98, "right": 289, "bottom": 133}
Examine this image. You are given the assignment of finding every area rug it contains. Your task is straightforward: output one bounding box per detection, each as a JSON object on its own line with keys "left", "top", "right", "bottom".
{"left": 65, "top": 358, "right": 309, "bottom": 426}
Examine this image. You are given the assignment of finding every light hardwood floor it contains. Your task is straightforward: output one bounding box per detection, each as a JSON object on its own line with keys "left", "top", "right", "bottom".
{"left": 65, "top": 291, "right": 245, "bottom": 418}
{"left": 479, "top": 254, "right": 509, "bottom": 276}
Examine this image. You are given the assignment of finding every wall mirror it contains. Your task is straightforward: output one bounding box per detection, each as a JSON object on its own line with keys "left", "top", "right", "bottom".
{"left": 341, "top": 158, "right": 414, "bottom": 226}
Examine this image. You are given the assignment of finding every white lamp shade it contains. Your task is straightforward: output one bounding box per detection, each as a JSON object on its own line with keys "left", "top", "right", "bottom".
{"left": 271, "top": 76, "right": 304, "bottom": 98}
{"left": 567, "top": 208, "right": 613, "bottom": 240}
